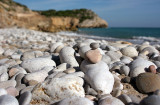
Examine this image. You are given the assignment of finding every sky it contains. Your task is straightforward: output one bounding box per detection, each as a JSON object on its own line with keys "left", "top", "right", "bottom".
{"left": 13, "top": 0, "right": 160, "bottom": 28}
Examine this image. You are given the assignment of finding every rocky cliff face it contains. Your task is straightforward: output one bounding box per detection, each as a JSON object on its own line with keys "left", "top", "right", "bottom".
{"left": 79, "top": 16, "right": 108, "bottom": 28}
{"left": 0, "top": 0, "right": 108, "bottom": 32}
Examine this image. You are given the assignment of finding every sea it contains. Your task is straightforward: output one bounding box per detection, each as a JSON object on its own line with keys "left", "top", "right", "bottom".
{"left": 57, "top": 27, "right": 160, "bottom": 44}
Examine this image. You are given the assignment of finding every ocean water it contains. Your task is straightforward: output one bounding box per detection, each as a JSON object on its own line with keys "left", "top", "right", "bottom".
{"left": 77, "top": 28, "right": 160, "bottom": 38}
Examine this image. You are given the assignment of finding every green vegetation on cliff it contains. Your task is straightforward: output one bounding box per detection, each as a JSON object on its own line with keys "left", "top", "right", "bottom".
{"left": 36, "top": 9, "right": 94, "bottom": 23}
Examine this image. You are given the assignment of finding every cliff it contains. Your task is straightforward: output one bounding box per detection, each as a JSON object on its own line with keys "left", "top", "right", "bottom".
{"left": 0, "top": 0, "right": 108, "bottom": 32}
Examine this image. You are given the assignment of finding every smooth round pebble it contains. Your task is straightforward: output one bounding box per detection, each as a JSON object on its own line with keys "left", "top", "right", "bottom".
{"left": 0, "top": 95, "right": 19, "bottom": 105}
{"left": 19, "top": 91, "right": 32, "bottom": 105}
{"left": 140, "top": 95, "right": 160, "bottom": 105}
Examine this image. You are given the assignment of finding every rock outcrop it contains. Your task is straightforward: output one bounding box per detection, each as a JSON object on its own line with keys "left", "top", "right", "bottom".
{"left": 0, "top": 0, "right": 108, "bottom": 32}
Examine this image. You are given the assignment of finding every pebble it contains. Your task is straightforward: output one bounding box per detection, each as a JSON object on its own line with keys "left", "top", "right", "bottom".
{"left": 120, "top": 65, "right": 130, "bottom": 76}
{"left": 21, "top": 57, "right": 56, "bottom": 73}
{"left": 101, "top": 55, "right": 111, "bottom": 64}
{"left": 0, "top": 88, "right": 7, "bottom": 96}
{"left": 0, "top": 47, "right": 4, "bottom": 55}
{"left": 122, "top": 77, "right": 131, "bottom": 83}
{"left": 6, "top": 86, "right": 19, "bottom": 97}
{"left": 99, "top": 95, "right": 125, "bottom": 105}
{"left": 0, "top": 80, "right": 16, "bottom": 89}
{"left": 81, "top": 60, "right": 114, "bottom": 95}
{"left": 148, "top": 65, "right": 156, "bottom": 73}
{"left": 64, "top": 68, "right": 76, "bottom": 73}
{"left": 31, "top": 75, "right": 85, "bottom": 104}
{"left": 0, "top": 72, "right": 8, "bottom": 82}
{"left": 59, "top": 47, "right": 79, "bottom": 67}
{"left": 19, "top": 91, "right": 32, "bottom": 105}
{"left": 139, "top": 95, "right": 160, "bottom": 105}
{"left": 136, "top": 73, "right": 160, "bottom": 93}
{"left": 79, "top": 45, "right": 91, "bottom": 59}
{"left": 0, "top": 95, "right": 19, "bottom": 105}
{"left": 154, "top": 89, "right": 160, "bottom": 95}
{"left": 90, "top": 43, "right": 99, "bottom": 50}
{"left": 57, "top": 97, "right": 94, "bottom": 105}
{"left": 121, "top": 46, "right": 138, "bottom": 58}
{"left": 85, "top": 49, "right": 102, "bottom": 63}
{"left": 118, "top": 94, "right": 132, "bottom": 104}
{"left": 130, "top": 58, "right": 157, "bottom": 77}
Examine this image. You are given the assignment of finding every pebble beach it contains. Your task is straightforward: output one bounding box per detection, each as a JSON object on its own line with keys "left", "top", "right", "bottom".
{"left": 0, "top": 28, "right": 160, "bottom": 105}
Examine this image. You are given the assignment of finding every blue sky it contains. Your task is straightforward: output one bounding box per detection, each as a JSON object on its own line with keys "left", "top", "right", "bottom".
{"left": 13, "top": 0, "right": 160, "bottom": 27}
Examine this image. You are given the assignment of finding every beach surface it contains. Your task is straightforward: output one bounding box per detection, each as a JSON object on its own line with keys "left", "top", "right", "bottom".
{"left": 0, "top": 28, "right": 160, "bottom": 105}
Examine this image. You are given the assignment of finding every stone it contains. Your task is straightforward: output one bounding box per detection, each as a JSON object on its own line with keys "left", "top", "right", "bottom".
{"left": 0, "top": 58, "right": 9, "bottom": 65}
{"left": 6, "top": 87, "right": 19, "bottom": 97}
{"left": 0, "top": 66, "right": 8, "bottom": 75}
{"left": 148, "top": 65, "right": 156, "bottom": 73}
{"left": 55, "top": 44, "right": 64, "bottom": 53}
{"left": 120, "top": 56, "right": 133, "bottom": 64}
{"left": 99, "top": 95, "right": 125, "bottom": 105}
{"left": 128, "top": 94, "right": 141, "bottom": 104}
{"left": 0, "top": 47, "right": 4, "bottom": 55}
{"left": 0, "top": 88, "right": 7, "bottom": 96}
{"left": 154, "top": 61, "right": 160, "bottom": 68}
{"left": 0, "top": 80, "right": 16, "bottom": 89}
{"left": 85, "top": 49, "right": 102, "bottom": 63}
{"left": 15, "top": 73, "right": 25, "bottom": 87}
{"left": 111, "top": 89, "right": 121, "bottom": 97}
{"left": 64, "top": 68, "right": 76, "bottom": 74}
{"left": 154, "top": 89, "right": 160, "bottom": 95}
{"left": 0, "top": 95, "right": 19, "bottom": 105}
{"left": 130, "top": 58, "right": 157, "bottom": 77}
{"left": 20, "top": 86, "right": 34, "bottom": 95}
{"left": 3, "top": 49, "right": 15, "bottom": 56}
{"left": 79, "top": 45, "right": 91, "bottom": 59}
{"left": 9, "top": 68, "right": 20, "bottom": 77}
{"left": 120, "top": 65, "right": 130, "bottom": 76}
{"left": 23, "top": 67, "right": 51, "bottom": 84}
{"left": 85, "top": 95, "right": 96, "bottom": 101}
{"left": 80, "top": 60, "right": 114, "bottom": 95}
{"left": 11, "top": 54, "right": 21, "bottom": 60}
{"left": 121, "top": 47, "right": 138, "bottom": 58}
{"left": 57, "top": 97, "right": 94, "bottom": 105}
{"left": 54, "top": 63, "right": 71, "bottom": 72}
{"left": 122, "top": 77, "right": 131, "bottom": 83}
{"left": 0, "top": 72, "right": 8, "bottom": 82}
{"left": 21, "top": 51, "right": 43, "bottom": 61}
{"left": 136, "top": 73, "right": 160, "bottom": 93}
{"left": 106, "top": 51, "right": 122, "bottom": 62}
{"left": 21, "top": 57, "right": 56, "bottom": 73}
{"left": 139, "top": 95, "right": 160, "bottom": 105}
{"left": 19, "top": 91, "right": 32, "bottom": 105}
{"left": 31, "top": 75, "right": 85, "bottom": 104}
{"left": 59, "top": 47, "right": 79, "bottom": 67}
{"left": 118, "top": 94, "right": 132, "bottom": 104}
{"left": 141, "top": 46, "right": 159, "bottom": 55}
{"left": 90, "top": 43, "right": 99, "bottom": 50}
{"left": 50, "top": 42, "right": 63, "bottom": 53}
{"left": 101, "top": 55, "right": 111, "bottom": 64}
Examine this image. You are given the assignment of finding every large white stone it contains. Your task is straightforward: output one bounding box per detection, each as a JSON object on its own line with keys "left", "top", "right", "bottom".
{"left": 21, "top": 57, "right": 56, "bottom": 73}
{"left": 81, "top": 60, "right": 114, "bottom": 95}
{"left": 59, "top": 47, "right": 79, "bottom": 67}
{"left": 31, "top": 75, "right": 85, "bottom": 104}
{"left": 130, "top": 58, "right": 157, "bottom": 77}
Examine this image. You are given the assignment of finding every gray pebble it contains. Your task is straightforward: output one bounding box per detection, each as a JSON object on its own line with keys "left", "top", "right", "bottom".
{"left": 19, "top": 91, "right": 32, "bottom": 105}
{"left": 90, "top": 43, "right": 99, "bottom": 50}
